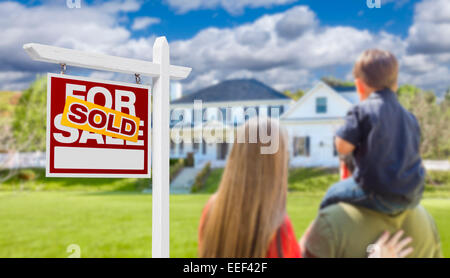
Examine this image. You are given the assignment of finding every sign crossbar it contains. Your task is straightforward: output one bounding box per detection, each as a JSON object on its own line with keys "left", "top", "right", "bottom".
{"left": 23, "top": 42, "right": 191, "bottom": 80}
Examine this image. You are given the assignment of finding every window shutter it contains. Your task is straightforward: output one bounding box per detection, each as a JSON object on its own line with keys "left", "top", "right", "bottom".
{"left": 221, "top": 108, "right": 226, "bottom": 122}
{"left": 333, "top": 136, "right": 337, "bottom": 156}
{"left": 202, "top": 108, "right": 207, "bottom": 122}
{"left": 293, "top": 138, "right": 297, "bottom": 156}
{"left": 306, "top": 136, "right": 310, "bottom": 157}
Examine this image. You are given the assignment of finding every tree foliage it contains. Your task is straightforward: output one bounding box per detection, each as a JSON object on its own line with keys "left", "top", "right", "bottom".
{"left": 12, "top": 75, "right": 47, "bottom": 152}
{"left": 283, "top": 89, "right": 305, "bottom": 100}
{"left": 397, "top": 84, "right": 450, "bottom": 159}
{"left": 321, "top": 76, "right": 355, "bottom": 87}
{"left": 6, "top": 75, "right": 450, "bottom": 160}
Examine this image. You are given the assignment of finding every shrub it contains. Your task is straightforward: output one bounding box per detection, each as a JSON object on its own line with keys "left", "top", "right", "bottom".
{"left": 185, "top": 152, "right": 194, "bottom": 167}
{"left": 426, "top": 171, "right": 450, "bottom": 187}
{"left": 170, "top": 158, "right": 184, "bottom": 181}
{"left": 18, "top": 169, "right": 37, "bottom": 181}
{"left": 191, "top": 162, "right": 211, "bottom": 193}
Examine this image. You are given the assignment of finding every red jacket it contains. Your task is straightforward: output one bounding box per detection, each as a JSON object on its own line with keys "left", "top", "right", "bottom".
{"left": 198, "top": 196, "right": 301, "bottom": 258}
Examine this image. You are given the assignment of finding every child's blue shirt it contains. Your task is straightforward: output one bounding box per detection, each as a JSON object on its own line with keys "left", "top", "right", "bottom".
{"left": 336, "top": 89, "right": 425, "bottom": 202}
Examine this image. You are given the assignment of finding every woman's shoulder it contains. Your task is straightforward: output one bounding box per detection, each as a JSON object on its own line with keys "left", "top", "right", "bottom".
{"left": 203, "top": 194, "right": 217, "bottom": 213}
{"left": 266, "top": 214, "right": 301, "bottom": 258}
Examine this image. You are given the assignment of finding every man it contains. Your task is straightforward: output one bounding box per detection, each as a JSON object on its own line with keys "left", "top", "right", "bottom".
{"left": 300, "top": 155, "right": 442, "bottom": 258}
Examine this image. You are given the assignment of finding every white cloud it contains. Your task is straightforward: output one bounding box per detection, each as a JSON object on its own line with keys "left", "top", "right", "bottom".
{"left": 0, "top": 0, "right": 154, "bottom": 89}
{"left": 132, "top": 17, "right": 161, "bottom": 30}
{"left": 168, "top": 2, "right": 449, "bottom": 95}
{"left": 164, "top": 0, "right": 298, "bottom": 15}
{"left": 397, "top": 0, "right": 450, "bottom": 95}
{"left": 407, "top": 0, "right": 450, "bottom": 54}
{"left": 169, "top": 6, "right": 406, "bottom": 92}
{"left": 275, "top": 6, "right": 318, "bottom": 39}
{"left": 0, "top": 71, "right": 36, "bottom": 91}
{"left": 0, "top": 0, "right": 449, "bottom": 97}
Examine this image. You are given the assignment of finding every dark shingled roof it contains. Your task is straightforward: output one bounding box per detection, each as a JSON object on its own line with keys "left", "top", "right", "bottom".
{"left": 172, "top": 79, "right": 290, "bottom": 104}
{"left": 330, "top": 85, "right": 357, "bottom": 93}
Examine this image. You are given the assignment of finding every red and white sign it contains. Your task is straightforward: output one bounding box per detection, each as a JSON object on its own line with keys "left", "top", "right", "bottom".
{"left": 46, "top": 73, "right": 151, "bottom": 178}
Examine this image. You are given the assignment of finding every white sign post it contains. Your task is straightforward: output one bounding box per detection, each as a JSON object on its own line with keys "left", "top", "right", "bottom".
{"left": 23, "top": 37, "right": 191, "bottom": 258}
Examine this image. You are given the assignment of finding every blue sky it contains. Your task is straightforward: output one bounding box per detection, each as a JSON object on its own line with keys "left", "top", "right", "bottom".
{"left": 23, "top": 0, "right": 420, "bottom": 40}
{"left": 2, "top": 0, "right": 449, "bottom": 96}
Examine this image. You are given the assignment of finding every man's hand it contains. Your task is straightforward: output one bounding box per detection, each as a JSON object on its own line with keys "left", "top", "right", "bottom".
{"left": 335, "top": 136, "right": 355, "bottom": 155}
{"left": 368, "top": 230, "right": 413, "bottom": 258}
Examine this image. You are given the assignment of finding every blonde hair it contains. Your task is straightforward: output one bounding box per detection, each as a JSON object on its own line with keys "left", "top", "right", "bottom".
{"left": 198, "top": 118, "right": 289, "bottom": 258}
{"left": 353, "top": 49, "right": 399, "bottom": 91}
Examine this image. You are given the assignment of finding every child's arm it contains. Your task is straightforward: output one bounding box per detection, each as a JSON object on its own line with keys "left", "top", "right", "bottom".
{"left": 335, "top": 136, "right": 355, "bottom": 155}
{"left": 335, "top": 105, "right": 364, "bottom": 155}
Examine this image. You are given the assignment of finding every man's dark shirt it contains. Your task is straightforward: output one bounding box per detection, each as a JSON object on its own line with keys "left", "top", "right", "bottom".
{"left": 336, "top": 89, "right": 425, "bottom": 202}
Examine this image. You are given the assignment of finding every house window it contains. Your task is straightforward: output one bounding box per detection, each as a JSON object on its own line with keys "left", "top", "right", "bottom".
{"left": 179, "top": 141, "right": 184, "bottom": 154}
{"left": 193, "top": 142, "right": 199, "bottom": 152}
{"left": 170, "top": 140, "right": 175, "bottom": 154}
{"left": 202, "top": 108, "right": 207, "bottom": 122}
{"left": 202, "top": 140, "right": 207, "bottom": 155}
{"left": 170, "top": 109, "right": 184, "bottom": 126}
{"left": 268, "top": 106, "right": 283, "bottom": 118}
{"left": 293, "top": 136, "right": 310, "bottom": 157}
{"left": 218, "top": 108, "right": 226, "bottom": 122}
{"left": 226, "top": 107, "right": 232, "bottom": 123}
{"left": 244, "top": 106, "right": 257, "bottom": 121}
{"left": 316, "top": 97, "right": 327, "bottom": 114}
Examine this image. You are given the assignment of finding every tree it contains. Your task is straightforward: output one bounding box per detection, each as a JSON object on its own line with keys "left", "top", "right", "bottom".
{"left": 321, "top": 76, "right": 355, "bottom": 88}
{"left": 0, "top": 76, "right": 47, "bottom": 184}
{"left": 445, "top": 88, "right": 450, "bottom": 103}
{"left": 283, "top": 89, "right": 305, "bottom": 100}
{"left": 12, "top": 75, "right": 47, "bottom": 152}
{"left": 397, "top": 84, "right": 450, "bottom": 159}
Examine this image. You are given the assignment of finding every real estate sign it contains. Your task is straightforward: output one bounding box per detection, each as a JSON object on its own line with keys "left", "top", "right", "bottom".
{"left": 46, "top": 73, "right": 151, "bottom": 178}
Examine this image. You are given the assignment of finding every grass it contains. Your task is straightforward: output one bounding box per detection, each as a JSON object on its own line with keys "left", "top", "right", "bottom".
{"left": 0, "top": 169, "right": 150, "bottom": 192}
{"left": 0, "top": 167, "right": 448, "bottom": 258}
{"left": 0, "top": 191, "right": 448, "bottom": 258}
{"left": 199, "top": 167, "right": 450, "bottom": 198}
{"left": 199, "top": 168, "right": 224, "bottom": 193}
{"left": 0, "top": 159, "right": 186, "bottom": 192}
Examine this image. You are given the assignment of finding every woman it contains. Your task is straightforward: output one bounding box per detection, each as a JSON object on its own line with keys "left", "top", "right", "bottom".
{"left": 198, "top": 118, "right": 412, "bottom": 258}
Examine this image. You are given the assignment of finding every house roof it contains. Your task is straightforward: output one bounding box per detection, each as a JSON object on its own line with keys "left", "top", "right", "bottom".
{"left": 281, "top": 81, "right": 355, "bottom": 119}
{"left": 329, "top": 85, "right": 357, "bottom": 93}
{"left": 171, "top": 79, "right": 290, "bottom": 105}
{"left": 329, "top": 85, "right": 358, "bottom": 104}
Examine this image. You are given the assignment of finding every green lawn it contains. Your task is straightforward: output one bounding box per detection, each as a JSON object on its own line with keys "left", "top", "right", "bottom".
{"left": 0, "top": 168, "right": 449, "bottom": 258}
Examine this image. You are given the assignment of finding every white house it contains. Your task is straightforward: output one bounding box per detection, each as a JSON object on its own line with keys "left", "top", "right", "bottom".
{"left": 281, "top": 81, "right": 358, "bottom": 168}
{"left": 169, "top": 79, "right": 358, "bottom": 168}
{"left": 169, "top": 79, "right": 292, "bottom": 167}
